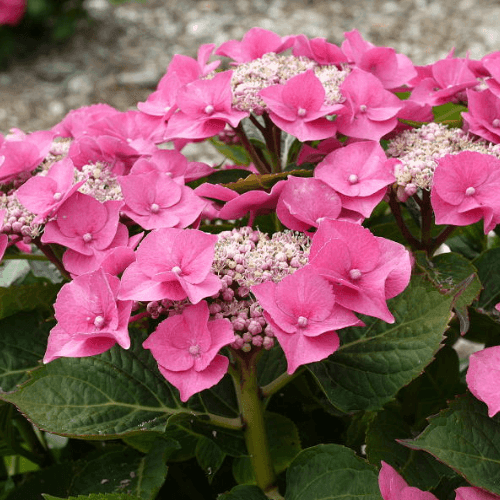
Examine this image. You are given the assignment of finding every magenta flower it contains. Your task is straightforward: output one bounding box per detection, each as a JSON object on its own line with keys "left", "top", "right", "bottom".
{"left": 259, "top": 69, "right": 343, "bottom": 142}
{"left": 215, "top": 27, "right": 292, "bottom": 63}
{"left": 164, "top": 71, "right": 248, "bottom": 140}
{"left": 15, "top": 157, "right": 85, "bottom": 222}
{"left": 462, "top": 88, "right": 500, "bottom": 143}
{"left": 315, "top": 141, "right": 396, "bottom": 219}
{"left": 143, "top": 301, "right": 234, "bottom": 402}
{"left": 335, "top": 68, "right": 403, "bottom": 141}
{"left": 456, "top": 487, "right": 500, "bottom": 500}
{"left": 276, "top": 177, "right": 342, "bottom": 232}
{"left": 431, "top": 151, "right": 500, "bottom": 233}
{"left": 342, "top": 29, "right": 417, "bottom": 89}
{"left": 251, "top": 267, "right": 361, "bottom": 374}
{"left": 42, "top": 192, "right": 123, "bottom": 256}
{"left": 0, "top": 0, "right": 26, "bottom": 25}
{"left": 378, "top": 461, "right": 438, "bottom": 500}
{"left": 118, "top": 228, "right": 221, "bottom": 304}
{"left": 308, "top": 220, "right": 412, "bottom": 323}
{"left": 466, "top": 346, "right": 500, "bottom": 417}
{"left": 292, "top": 35, "right": 347, "bottom": 65}
{"left": 43, "top": 268, "right": 133, "bottom": 363}
{"left": 118, "top": 170, "right": 206, "bottom": 230}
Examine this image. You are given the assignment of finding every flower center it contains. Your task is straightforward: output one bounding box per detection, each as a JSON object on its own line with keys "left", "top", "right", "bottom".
{"left": 150, "top": 203, "right": 160, "bottom": 213}
{"left": 297, "top": 316, "right": 308, "bottom": 327}
{"left": 189, "top": 344, "right": 201, "bottom": 356}
{"left": 349, "top": 268, "right": 362, "bottom": 280}
{"left": 204, "top": 104, "right": 214, "bottom": 115}
{"left": 359, "top": 104, "right": 367, "bottom": 113}
{"left": 171, "top": 266, "right": 182, "bottom": 275}
{"left": 53, "top": 192, "right": 62, "bottom": 201}
{"left": 82, "top": 233, "right": 93, "bottom": 243}
{"left": 465, "top": 186, "right": 476, "bottom": 196}
{"left": 297, "top": 107, "right": 307, "bottom": 117}
{"left": 348, "top": 174, "right": 358, "bottom": 184}
{"left": 93, "top": 315, "right": 105, "bottom": 328}
{"left": 493, "top": 118, "right": 500, "bottom": 128}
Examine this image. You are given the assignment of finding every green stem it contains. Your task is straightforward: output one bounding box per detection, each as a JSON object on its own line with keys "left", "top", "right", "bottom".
{"left": 232, "top": 124, "right": 271, "bottom": 175}
{"left": 205, "top": 413, "right": 243, "bottom": 431}
{"left": 231, "top": 351, "right": 277, "bottom": 495}
{"left": 261, "top": 368, "right": 302, "bottom": 400}
{"left": 420, "top": 189, "right": 433, "bottom": 253}
{"left": 14, "top": 417, "right": 53, "bottom": 467}
{"left": 388, "top": 188, "right": 422, "bottom": 250}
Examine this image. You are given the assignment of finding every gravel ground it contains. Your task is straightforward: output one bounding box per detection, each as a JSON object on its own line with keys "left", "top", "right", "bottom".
{"left": 0, "top": 0, "right": 499, "bottom": 134}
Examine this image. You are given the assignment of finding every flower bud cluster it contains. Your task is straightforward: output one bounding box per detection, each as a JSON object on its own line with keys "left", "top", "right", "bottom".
{"left": 230, "top": 53, "right": 349, "bottom": 114}
{"left": 210, "top": 226, "right": 310, "bottom": 352}
{"left": 387, "top": 123, "right": 500, "bottom": 197}
{"left": 76, "top": 162, "right": 123, "bottom": 203}
{"left": 0, "top": 193, "right": 40, "bottom": 243}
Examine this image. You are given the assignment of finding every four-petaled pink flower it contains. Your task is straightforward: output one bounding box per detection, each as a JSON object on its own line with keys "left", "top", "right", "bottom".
{"left": 259, "top": 69, "right": 343, "bottom": 142}
{"left": 308, "top": 219, "right": 412, "bottom": 323}
{"left": 143, "top": 301, "right": 234, "bottom": 402}
{"left": 431, "top": 151, "right": 500, "bottom": 233}
{"left": 118, "top": 228, "right": 221, "bottom": 304}
{"left": 378, "top": 461, "right": 438, "bottom": 500}
{"left": 251, "top": 266, "right": 362, "bottom": 374}
{"left": 43, "top": 268, "right": 133, "bottom": 363}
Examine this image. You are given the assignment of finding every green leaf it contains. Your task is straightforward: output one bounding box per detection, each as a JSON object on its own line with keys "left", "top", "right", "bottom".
{"left": 195, "top": 436, "right": 225, "bottom": 483}
{"left": 204, "top": 169, "right": 254, "bottom": 186}
{"left": 285, "top": 444, "right": 380, "bottom": 500}
{"left": 401, "top": 393, "right": 500, "bottom": 494}
{"left": 308, "top": 275, "right": 453, "bottom": 412}
{"left": 43, "top": 494, "right": 139, "bottom": 500}
{"left": 473, "top": 247, "right": 500, "bottom": 310}
{"left": 232, "top": 412, "right": 301, "bottom": 485}
{"left": 0, "top": 278, "right": 60, "bottom": 320}
{"left": 208, "top": 138, "right": 252, "bottom": 166}
{"left": 446, "top": 221, "right": 486, "bottom": 260}
{"left": 221, "top": 171, "right": 312, "bottom": 195}
{"left": 0, "top": 312, "right": 52, "bottom": 392}
{"left": 217, "top": 485, "right": 268, "bottom": 500}
{"left": 366, "top": 402, "right": 457, "bottom": 491}
{"left": 2, "top": 330, "right": 238, "bottom": 438}
{"left": 257, "top": 346, "right": 287, "bottom": 388}
{"left": 432, "top": 102, "right": 467, "bottom": 126}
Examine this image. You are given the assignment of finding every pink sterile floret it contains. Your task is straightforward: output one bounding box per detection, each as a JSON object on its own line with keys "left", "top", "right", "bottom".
{"left": 43, "top": 268, "right": 133, "bottom": 363}
{"left": 462, "top": 88, "right": 500, "bottom": 144}
{"left": 315, "top": 140, "right": 396, "bottom": 219}
{"left": 259, "top": 69, "right": 343, "bottom": 142}
{"left": 164, "top": 71, "right": 248, "bottom": 140}
{"left": 215, "top": 27, "right": 292, "bottom": 63}
{"left": 292, "top": 35, "right": 347, "bottom": 65}
{"left": 341, "top": 29, "right": 417, "bottom": 90}
{"left": 455, "top": 487, "right": 500, "bottom": 500}
{"left": 143, "top": 300, "right": 234, "bottom": 402}
{"left": 41, "top": 191, "right": 123, "bottom": 256}
{"left": 308, "top": 219, "right": 412, "bottom": 323}
{"left": 118, "top": 170, "right": 206, "bottom": 230}
{"left": 16, "top": 157, "right": 85, "bottom": 222}
{"left": 466, "top": 346, "right": 500, "bottom": 418}
{"left": 378, "top": 461, "right": 438, "bottom": 500}
{"left": 335, "top": 68, "right": 403, "bottom": 141}
{"left": 251, "top": 266, "right": 362, "bottom": 374}
{"left": 431, "top": 151, "right": 500, "bottom": 233}
{"left": 276, "top": 176, "right": 342, "bottom": 232}
{"left": 118, "top": 227, "right": 221, "bottom": 304}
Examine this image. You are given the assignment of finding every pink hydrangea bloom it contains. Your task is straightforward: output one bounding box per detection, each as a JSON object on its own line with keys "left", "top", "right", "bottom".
{"left": 0, "top": 0, "right": 26, "bottom": 25}
{"left": 342, "top": 29, "right": 417, "bottom": 89}
{"left": 462, "top": 88, "right": 500, "bottom": 143}
{"left": 251, "top": 267, "right": 362, "bottom": 374}
{"left": 118, "top": 170, "right": 206, "bottom": 230}
{"left": 41, "top": 192, "right": 124, "bottom": 256}
{"left": 118, "top": 228, "right": 221, "bottom": 304}
{"left": 335, "top": 68, "right": 403, "bottom": 141}
{"left": 15, "top": 157, "right": 85, "bottom": 222}
{"left": 259, "top": 69, "right": 343, "bottom": 142}
{"left": 164, "top": 71, "right": 248, "bottom": 140}
{"left": 466, "top": 346, "right": 500, "bottom": 417}
{"left": 291, "top": 35, "right": 347, "bottom": 65}
{"left": 43, "top": 268, "right": 133, "bottom": 363}
{"left": 215, "top": 27, "right": 292, "bottom": 63}
{"left": 276, "top": 176, "right": 342, "bottom": 232}
{"left": 308, "top": 220, "right": 412, "bottom": 323}
{"left": 378, "top": 461, "right": 438, "bottom": 500}
{"left": 431, "top": 151, "right": 500, "bottom": 233}
{"left": 455, "top": 487, "right": 500, "bottom": 500}
{"left": 315, "top": 141, "right": 396, "bottom": 219}
{"left": 143, "top": 301, "right": 234, "bottom": 402}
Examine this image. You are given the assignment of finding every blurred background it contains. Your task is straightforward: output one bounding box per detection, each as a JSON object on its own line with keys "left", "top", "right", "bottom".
{"left": 0, "top": 0, "right": 498, "bottom": 133}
